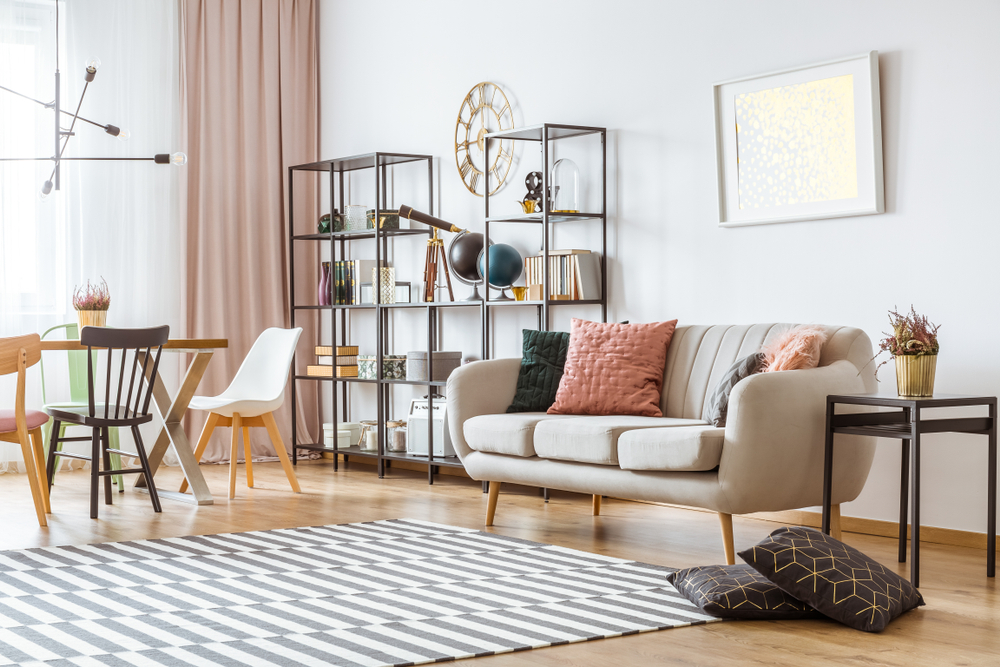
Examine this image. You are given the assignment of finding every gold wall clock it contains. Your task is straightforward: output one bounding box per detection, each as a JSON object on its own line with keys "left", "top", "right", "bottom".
{"left": 455, "top": 81, "right": 514, "bottom": 197}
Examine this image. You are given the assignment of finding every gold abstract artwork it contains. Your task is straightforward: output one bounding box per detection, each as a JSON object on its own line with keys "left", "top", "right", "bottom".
{"left": 735, "top": 74, "right": 858, "bottom": 209}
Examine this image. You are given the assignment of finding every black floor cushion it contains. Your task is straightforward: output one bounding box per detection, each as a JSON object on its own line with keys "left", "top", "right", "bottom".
{"left": 667, "top": 563, "right": 822, "bottom": 620}
{"left": 738, "top": 526, "right": 924, "bottom": 632}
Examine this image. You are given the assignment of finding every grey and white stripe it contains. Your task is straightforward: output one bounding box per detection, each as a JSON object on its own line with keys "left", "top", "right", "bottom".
{"left": 0, "top": 519, "right": 719, "bottom": 666}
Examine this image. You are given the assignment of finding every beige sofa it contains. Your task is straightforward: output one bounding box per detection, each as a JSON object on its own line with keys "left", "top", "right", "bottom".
{"left": 446, "top": 323, "right": 877, "bottom": 563}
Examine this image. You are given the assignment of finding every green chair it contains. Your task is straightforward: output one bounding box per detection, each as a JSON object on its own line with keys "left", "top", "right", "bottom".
{"left": 41, "top": 324, "right": 124, "bottom": 491}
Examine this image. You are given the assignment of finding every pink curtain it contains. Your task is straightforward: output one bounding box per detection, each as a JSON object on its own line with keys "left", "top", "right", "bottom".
{"left": 180, "top": 0, "right": 320, "bottom": 461}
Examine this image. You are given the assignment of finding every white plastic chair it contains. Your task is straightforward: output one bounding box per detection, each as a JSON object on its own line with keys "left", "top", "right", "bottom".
{"left": 182, "top": 327, "right": 303, "bottom": 499}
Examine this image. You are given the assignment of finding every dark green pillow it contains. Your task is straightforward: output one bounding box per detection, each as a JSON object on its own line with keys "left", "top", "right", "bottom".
{"left": 507, "top": 329, "right": 570, "bottom": 413}
{"left": 666, "top": 564, "right": 821, "bottom": 620}
{"left": 739, "top": 526, "right": 925, "bottom": 632}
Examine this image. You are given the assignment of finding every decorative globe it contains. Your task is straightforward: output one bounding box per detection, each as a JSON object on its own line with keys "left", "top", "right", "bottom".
{"left": 448, "top": 231, "right": 485, "bottom": 284}
{"left": 478, "top": 243, "right": 523, "bottom": 288}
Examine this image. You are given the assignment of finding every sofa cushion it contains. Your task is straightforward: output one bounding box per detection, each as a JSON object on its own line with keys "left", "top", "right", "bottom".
{"left": 617, "top": 426, "right": 726, "bottom": 471}
{"left": 548, "top": 318, "right": 678, "bottom": 417}
{"left": 464, "top": 413, "right": 573, "bottom": 457}
{"left": 533, "top": 416, "right": 705, "bottom": 466}
{"left": 507, "top": 329, "right": 570, "bottom": 413}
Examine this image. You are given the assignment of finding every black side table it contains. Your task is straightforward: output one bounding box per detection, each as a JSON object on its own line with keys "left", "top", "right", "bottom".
{"left": 822, "top": 394, "right": 997, "bottom": 588}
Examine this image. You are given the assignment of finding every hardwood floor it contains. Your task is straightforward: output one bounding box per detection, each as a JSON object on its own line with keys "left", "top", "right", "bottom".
{"left": 4, "top": 459, "right": 999, "bottom": 665}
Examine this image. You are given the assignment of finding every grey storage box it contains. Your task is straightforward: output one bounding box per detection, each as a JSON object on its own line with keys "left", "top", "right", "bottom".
{"left": 406, "top": 351, "right": 462, "bottom": 382}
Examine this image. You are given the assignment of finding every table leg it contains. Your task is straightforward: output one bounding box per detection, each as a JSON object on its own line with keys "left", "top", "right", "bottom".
{"left": 911, "top": 429, "right": 921, "bottom": 588}
{"left": 899, "top": 439, "right": 910, "bottom": 563}
{"left": 988, "top": 400, "right": 996, "bottom": 578}
{"left": 133, "top": 350, "right": 215, "bottom": 505}
{"left": 822, "top": 399, "right": 834, "bottom": 534}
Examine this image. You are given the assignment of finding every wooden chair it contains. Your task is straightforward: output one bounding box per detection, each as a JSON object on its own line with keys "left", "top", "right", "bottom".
{"left": 46, "top": 325, "right": 169, "bottom": 519}
{"left": 0, "top": 334, "right": 51, "bottom": 527}
{"left": 181, "top": 327, "right": 302, "bottom": 499}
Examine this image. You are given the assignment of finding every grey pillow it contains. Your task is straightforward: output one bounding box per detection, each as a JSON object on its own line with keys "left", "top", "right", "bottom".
{"left": 702, "top": 352, "right": 766, "bottom": 427}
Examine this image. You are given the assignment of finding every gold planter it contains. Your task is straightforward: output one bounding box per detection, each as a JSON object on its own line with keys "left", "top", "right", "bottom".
{"left": 77, "top": 309, "right": 108, "bottom": 330}
{"left": 895, "top": 354, "right": 937, "bottom": 397}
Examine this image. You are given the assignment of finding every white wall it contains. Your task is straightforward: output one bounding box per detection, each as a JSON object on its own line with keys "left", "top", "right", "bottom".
{"left": 319, "top": 0, "right": 1000, "bottom": 534}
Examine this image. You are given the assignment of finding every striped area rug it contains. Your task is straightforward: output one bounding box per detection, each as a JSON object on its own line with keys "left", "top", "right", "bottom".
{"left": 0, "top": 519, "right": 719, "bottom": 666}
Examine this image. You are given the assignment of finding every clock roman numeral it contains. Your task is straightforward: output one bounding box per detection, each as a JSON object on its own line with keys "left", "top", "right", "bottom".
{"left": 459, "top": 156, "right": 473, "bottom": 180}
{"left": 470, "top": 171, "right": 480, "bottom": 192}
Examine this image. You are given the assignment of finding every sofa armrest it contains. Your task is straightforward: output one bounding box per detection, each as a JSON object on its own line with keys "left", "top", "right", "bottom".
{"left": 718, "top": 359, "right": 876, "bottom": 514}
{"left": 446, "top": 358, "right": 522, "bottom": 460}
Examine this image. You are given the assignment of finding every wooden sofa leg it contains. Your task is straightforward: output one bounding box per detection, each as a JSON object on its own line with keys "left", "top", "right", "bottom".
{"left": 831, "top": 504, "right": 843, "bottom": 541}
{"left": 486, "top": 481, "right": 501, "bottom": 526}
{"left": 719, "top": 512, "right": 735, "bottom": 565}
{"left": 592, "top": 494, "right": 601, "bottom": 516}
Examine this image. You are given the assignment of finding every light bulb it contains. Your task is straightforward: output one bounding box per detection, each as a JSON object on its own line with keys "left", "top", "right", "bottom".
{"left": 84, "top": 56, "right": 101, "bottom": 71}
{"left": 116, "top": 129, "right": 130, "bottom": 142}
{"left": 171, "top": 152, "right": 187, "bottom": 166}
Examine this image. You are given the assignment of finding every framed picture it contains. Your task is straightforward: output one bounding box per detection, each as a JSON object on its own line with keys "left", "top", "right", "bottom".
{"left": 714, "top": 51, "right": 884, "bottom": 227}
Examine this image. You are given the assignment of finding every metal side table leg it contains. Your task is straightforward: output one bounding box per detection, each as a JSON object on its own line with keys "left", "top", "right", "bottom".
{"left": 911, "top": 428, "right": 921, "bottom": 588}
{"left": 988, "top": 399, "right": 996, "bottom": 578}
{"left": 899, "top": 439, "right": 910, "bottom": 563}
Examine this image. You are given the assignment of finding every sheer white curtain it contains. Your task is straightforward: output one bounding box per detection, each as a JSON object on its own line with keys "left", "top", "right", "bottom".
{"left": 0, "top": 0, "right": 184, "bottom": 472}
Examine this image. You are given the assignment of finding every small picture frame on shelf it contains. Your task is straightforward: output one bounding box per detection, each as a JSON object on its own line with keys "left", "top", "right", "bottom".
{"left": 360, "top": 281, "right": 411, "bottom": 304}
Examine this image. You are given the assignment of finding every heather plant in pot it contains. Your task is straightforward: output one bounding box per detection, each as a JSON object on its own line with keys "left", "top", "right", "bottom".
{"left": 872, "top": 306, "right": 940, "bottom": 397}
{"left": 73, "top": 278, "right": 111, "bottom": 329}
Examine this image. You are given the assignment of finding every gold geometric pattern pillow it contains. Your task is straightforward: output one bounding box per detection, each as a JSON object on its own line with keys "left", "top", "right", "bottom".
{"left": 738, "top": 526, "right": 924, "bottom": 632}
{"left": 666, "top": 564, "right": 821, "bottom": 620}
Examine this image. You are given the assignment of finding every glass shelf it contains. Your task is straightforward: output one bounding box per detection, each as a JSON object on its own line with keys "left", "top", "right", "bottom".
{"left": 485, "top": 212, "right": 604, "bottom": 224}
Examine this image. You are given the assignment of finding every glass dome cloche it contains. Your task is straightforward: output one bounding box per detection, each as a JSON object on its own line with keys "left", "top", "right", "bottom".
{"left": 550, "top": 158, "right": 580, "bottom": 213}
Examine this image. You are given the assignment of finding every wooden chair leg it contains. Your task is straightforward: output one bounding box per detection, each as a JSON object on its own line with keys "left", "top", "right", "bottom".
{"left": 229, "top": 414, "right": 242, "bottom": 500}
{"left": 486, "top": 481, "right": 501, "bottom": 526}
{"left": 101, "top": 427, "right": 113, "bottom": 506}
{"left": 261, "top": 412, "right": 301, "bottom": 493}
{"left": 592, "top": 494, "right": 601, "bottom": 516}
{"left": 831, "top": 504, "right": 843, "bottom": 541}
{"left": 28, "top": 428, "right": 50, "bottom": 514}
{"left": 90, "top": 428, "right": 100, "bottom": 519}
{"left": 719, "top": 512, "right": 735, "bottom": 565}
{"left": 180, "top": 412, "right": 219, "bottom": 493}
{"left": 17, "top": 428, "right": 47, "bottom": 527}
{"left": 243, "top": 426, "right": 254, "bottom": 488}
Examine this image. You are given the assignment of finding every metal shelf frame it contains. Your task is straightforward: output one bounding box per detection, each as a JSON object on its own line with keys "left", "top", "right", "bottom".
{"left": 482, "top": 124, "right": 608, "bottom": 354}
{"left": 287, "top": 152, "right": 482, "bottom": 484}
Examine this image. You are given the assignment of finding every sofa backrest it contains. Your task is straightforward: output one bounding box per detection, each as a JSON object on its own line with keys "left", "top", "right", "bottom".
{"left": 661, "top": 324, "right": 876, "bottom": 420}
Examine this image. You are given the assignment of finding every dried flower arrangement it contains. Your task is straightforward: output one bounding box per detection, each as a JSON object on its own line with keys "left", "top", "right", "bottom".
{"left": 871, "top": 305, "right": 940, "bottom": 378}
{"left": 72, "top": 278, "right": 111, "bottom": 311}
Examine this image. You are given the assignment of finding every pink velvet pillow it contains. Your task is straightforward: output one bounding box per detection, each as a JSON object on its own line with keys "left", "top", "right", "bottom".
{"left": 763, "top": 325, "right": 828, "bottom": 372}
{"left": 548, "top": 318, "right": 678, "bottom": 417}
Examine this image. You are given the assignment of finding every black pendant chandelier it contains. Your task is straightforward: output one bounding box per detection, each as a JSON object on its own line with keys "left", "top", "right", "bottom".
{"left": 0, "top": 0, "right": 186, "bottom": 199}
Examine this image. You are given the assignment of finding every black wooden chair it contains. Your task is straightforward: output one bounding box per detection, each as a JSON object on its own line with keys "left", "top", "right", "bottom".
{"left": 45, "top": 325, "right": 169, "bottom": 518}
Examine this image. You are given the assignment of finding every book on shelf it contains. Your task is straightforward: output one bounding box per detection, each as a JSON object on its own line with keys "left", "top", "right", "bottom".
{"left": 315, "top": 345, "right": 359, "bottom": 357}
{"left": 523, "top": 251, "right": 601, "bottom": 300}
{"left": 331, "top": 259, "right": 381, "bottom": 305}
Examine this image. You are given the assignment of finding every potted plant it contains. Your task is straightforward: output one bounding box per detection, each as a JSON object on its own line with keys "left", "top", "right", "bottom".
{"left": 73, "top": 278, "right": 111, "bottom": 329}
{"left": 873, "top": 306, "right": 940, "bottom": 397}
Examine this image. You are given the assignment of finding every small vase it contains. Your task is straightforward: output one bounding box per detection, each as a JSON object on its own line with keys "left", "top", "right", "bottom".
{"left": 77, "top": 309, "right": 107, "bottom": 330}
{"left": 318, "top": 262, "right": 331, "bottom": 306}
{"left": 895, "top": 354, "right": 937, "bottom": 397}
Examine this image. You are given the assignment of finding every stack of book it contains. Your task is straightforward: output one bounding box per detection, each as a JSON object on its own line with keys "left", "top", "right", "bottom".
{"left": 330, "top": 260, "right": 381, "bottom": 305}
{"left": 307, "top": 345, "right": 359, "bottom": 378}
{"left": 524, "top": 250, "right": 601, "bottom": 300}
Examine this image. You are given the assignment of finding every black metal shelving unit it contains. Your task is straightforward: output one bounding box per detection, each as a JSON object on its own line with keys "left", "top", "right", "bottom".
{"left": 482, "top": 124, "right": 608, "bottom": 354}
{"left": 287, "top": 152, "right": 481, "bottom": 483}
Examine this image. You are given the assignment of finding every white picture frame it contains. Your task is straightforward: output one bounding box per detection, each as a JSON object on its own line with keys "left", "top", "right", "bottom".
{"left": 714, "top": 51, "right": 884, "bottom": 227}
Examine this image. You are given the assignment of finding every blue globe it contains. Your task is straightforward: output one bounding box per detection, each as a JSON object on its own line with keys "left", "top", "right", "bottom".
{"left": 478, "top": 243, "right": 523, "bottom": 288}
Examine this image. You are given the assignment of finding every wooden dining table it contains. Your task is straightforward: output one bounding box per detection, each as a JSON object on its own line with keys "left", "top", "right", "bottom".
{"left": 39, "top": 338, "right": 228, "bottom": 506}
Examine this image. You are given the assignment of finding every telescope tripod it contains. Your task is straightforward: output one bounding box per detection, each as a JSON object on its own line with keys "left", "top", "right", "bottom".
{"left": 423, "top": 229, "right": 455, "bottom": 302}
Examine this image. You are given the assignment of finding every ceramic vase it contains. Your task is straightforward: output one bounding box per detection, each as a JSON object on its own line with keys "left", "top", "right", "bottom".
{"left": 895, "top": 354, "right": 937, "bottom": 397}
{"left": 77, "top": 309, "right": 107, "bottom": 329}
{"left": 318, "top": 262, "right": 331, "bottom": 306}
